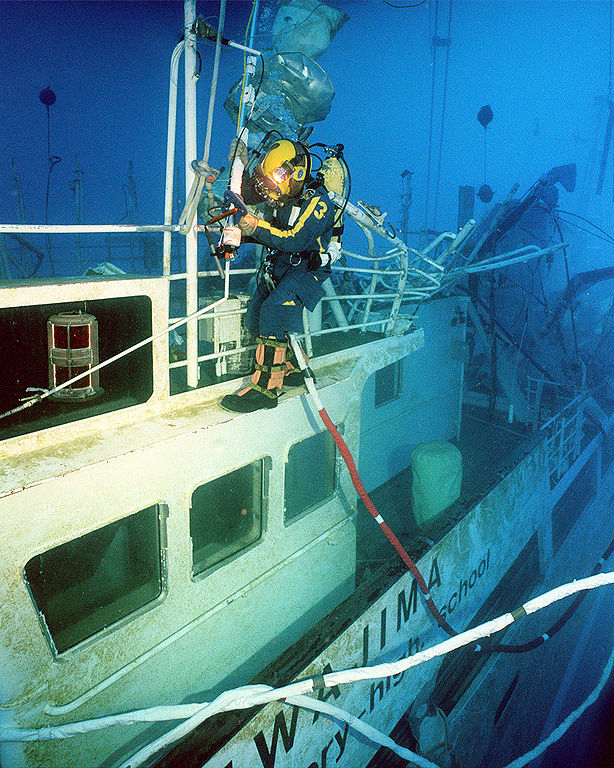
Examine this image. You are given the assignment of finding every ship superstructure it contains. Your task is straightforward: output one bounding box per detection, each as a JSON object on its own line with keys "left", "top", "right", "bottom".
{"left": 0, "top": 3, "right": 613, "bottom": 768}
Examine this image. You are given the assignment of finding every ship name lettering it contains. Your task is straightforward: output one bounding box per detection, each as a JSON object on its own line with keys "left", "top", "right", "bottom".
{"left": 439, "top": 548, "right": 491, "bottom": 620}
{"left": 397, "top": 557, "right": 440, "bottom": 631}
{"left": 253, "top": 705, "right": 299, "bottom": 768}
{"left": 370, "top": 675, "right": 391, "bottom": 712}
{"left": 304, "top": 721, "right": 349, "bottom": 768}
{"left": 368, "top": 640, "right": 418, "bottom": 715}
{"left": 407, "top": 635, "right": 424, "bottom": 656}
{"left": 312, "top": 664, "right": 341, "bottom": 724}
{"left": 397, "top": 577, "right": 419, "bottom": 628}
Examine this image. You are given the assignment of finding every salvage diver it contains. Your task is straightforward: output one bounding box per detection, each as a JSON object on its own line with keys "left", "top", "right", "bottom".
{"left": 220, "top": 138, "right": 338, "bottom": 413}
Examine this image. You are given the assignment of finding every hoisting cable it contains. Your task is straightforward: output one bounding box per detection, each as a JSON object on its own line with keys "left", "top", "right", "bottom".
{"left": 2, "top": 572, "right": 613, "bottom": 768}
{"left": 431, "top": 0, "right": 453, "bottom": 229}
{"left": 424, "top": 0, "right": 439, "bottom": 228}
{"left": 554, "top": 216, "right": 580, "bottom": 364}
{"left": 287, "top": 334, "right": 457, "bottom": 637}
{"left": 555, "top": 208, "right": 614, "bottom": 244}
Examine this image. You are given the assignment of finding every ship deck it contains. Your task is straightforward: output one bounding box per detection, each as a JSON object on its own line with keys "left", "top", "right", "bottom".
{"left": 355, "top": 402, "right": 537, "bottom": 580}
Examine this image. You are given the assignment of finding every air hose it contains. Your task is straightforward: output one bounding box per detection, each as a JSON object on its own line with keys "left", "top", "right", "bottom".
{"left": 287, "top": 335, "right": 614, "bottom": 649}
{"left": 287, "top": 335, "right": 456, "bottom": 636}
{"left": 479, "top": 536, "right": 614, "bottom": 654}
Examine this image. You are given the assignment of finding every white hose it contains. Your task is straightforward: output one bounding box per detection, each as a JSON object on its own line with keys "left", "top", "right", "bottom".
{"left": 1, "top": 572, "right": 611, "bottom": 766}
{"left": 286, "top": 695, "right": 441, "bottom": 768}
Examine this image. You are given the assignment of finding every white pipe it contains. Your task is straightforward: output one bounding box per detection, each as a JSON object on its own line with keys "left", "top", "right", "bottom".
{"left": 332, "top": 264, "right": 404, "bottom": 276}
{"left": 184, "top": 0, "right": 199, "bottom": 388}
{"left": 359, "top": 224, "right": 379, "bottom": 331}
{"left": 323, "top": 277, "right": 349, "bottom": 328}
{"left": 177, "top": 1, "right": 228, "bottom": 235}
{"left": 321, "top": 292, "right": 397, "bottom": 301}
{"left": 226, "top": 39, "right": 261, "bottom": 56}
{"left": 453, "top": 243, "right": 565, "bottom": 275}
{"left": 167, "top": 313, "right": 397, "bottom": 370}
{"left": 0, "top": 224, "right": 185, "bottom": 234}
{"left": 163, "top": 40, "right": 185, "bottom": 275}
{"left": 387, "top": 229, "right": 409, "bottom": 334}
{"left": 328, "top": 191, "right": 406, "bottom": 249}
{"left": 4, "top": 572, "right": 613, "bottom": 768}
{"left": 339, "top": 248, "right": 401, "bottom": 263}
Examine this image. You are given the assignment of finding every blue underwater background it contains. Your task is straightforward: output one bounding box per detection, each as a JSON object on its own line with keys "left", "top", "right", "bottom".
{"left": 0, "top": 2, "right": 613, "bottom": 767}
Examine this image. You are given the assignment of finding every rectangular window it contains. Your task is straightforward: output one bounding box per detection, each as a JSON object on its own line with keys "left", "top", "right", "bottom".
{"left": 285, "top": 430, "right": 337, "bottom": 523}
{"left": 24, "top": 505, "right": 165, "bottom": 655}
{"left": 190, "top": 460, "right": 265, "bottom": 576}
{"left": 374, "top": 360, "right": 402, "bottom": 407}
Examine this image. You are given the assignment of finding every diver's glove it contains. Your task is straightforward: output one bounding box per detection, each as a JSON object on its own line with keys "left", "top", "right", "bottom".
{"left": 228, "top": 137, "right": 249, "bottom": 166}
{"left": 327, "top": 241, "right": 342, "bottom": 264}
{"left": 224, "top": 190, "right": 249, "bottom": 218}
{"left": 237, "top": 214, "right": 259, "bottom": 236}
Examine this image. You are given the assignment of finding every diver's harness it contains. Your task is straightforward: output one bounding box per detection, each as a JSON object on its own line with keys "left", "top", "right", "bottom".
{"left": 256, "top": 178, "right": 335, "bottom": 293}
{"left": 259, "top": 247, "right": 327, "bottom": 293}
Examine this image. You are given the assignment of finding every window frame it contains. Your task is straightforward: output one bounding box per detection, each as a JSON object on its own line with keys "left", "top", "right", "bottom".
{"left": 374, "top": 359, "right": 403, "bottom": 408}
{"left": 23, "top": 503, "right": 168, "bottom": 658}
{"left": 283, "top": 428, "right": 339, "bottom": 526}
{"left": 189, "top": 456, "right": 270, "bottom": 580}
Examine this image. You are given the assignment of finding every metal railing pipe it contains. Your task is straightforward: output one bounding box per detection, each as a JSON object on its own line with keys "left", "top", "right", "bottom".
{"left": 0, "top": 224, "right": 184, "bottom": 235}
{"left": 184, "top": 0, "right": 199, "bottom": 387}
{"left": 163, "top": 40, "right": 185, "bottom": 276}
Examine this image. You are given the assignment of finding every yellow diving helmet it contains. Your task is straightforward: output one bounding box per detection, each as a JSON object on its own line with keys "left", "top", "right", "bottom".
{"left": 253, "top": 139, "right": 311, "bottom": 206}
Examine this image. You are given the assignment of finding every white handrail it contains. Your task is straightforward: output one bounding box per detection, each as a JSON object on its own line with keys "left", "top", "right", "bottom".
{"left": 163, "top": 40, "right": 186, "bottom": 275}
{"left": 0, "top": 224, "right": 184, "bottom": 234}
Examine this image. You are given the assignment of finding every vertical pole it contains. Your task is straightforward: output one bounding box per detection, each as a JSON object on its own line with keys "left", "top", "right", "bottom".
{"left": 163, "top": 40, "right": 185, "bottom": 276}
{"left": 184, "top": 0, "right": 199, "bottom": 388}
{"left": 596, "top": 103, "right": 614, "bottom": 196}
{"left": 201, "top": 0, "right": 227, "bottom": 165}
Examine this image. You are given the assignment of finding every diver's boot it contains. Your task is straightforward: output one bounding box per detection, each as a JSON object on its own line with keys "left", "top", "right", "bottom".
{"left": 283, "top": 341, "right": 315, "bottom": 387}
{"left": 220, "top": 337, "right": 286, "bottom": 413}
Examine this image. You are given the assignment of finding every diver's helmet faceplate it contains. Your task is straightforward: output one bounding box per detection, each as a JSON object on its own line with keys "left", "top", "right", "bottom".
{"left": 254, "top": 139, "right": 311, "bottom": 206}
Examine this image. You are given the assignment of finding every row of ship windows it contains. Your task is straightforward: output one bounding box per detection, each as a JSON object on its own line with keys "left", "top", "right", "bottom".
{"left": 24, "top": 429, "right": 337, "bottom": 656}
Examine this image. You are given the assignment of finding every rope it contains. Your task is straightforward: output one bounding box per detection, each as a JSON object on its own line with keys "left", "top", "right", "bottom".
{"left": 0, "top": 292, "right": 230, "bottom": 422}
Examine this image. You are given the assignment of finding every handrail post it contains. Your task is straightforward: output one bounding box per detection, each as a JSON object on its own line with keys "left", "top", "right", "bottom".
{"left": 184, "top": 0, "right": 199, "bottom": 388}
{"left": 387, "top": 244, "right": 409, "bottom": 334}
{"left": 163, "top": 41, "right": 185, "bottom": 276}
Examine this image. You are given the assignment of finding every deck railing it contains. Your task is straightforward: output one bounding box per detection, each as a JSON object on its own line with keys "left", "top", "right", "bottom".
{"left": 539, "top": 391, "right": 587, "bottom": 486}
